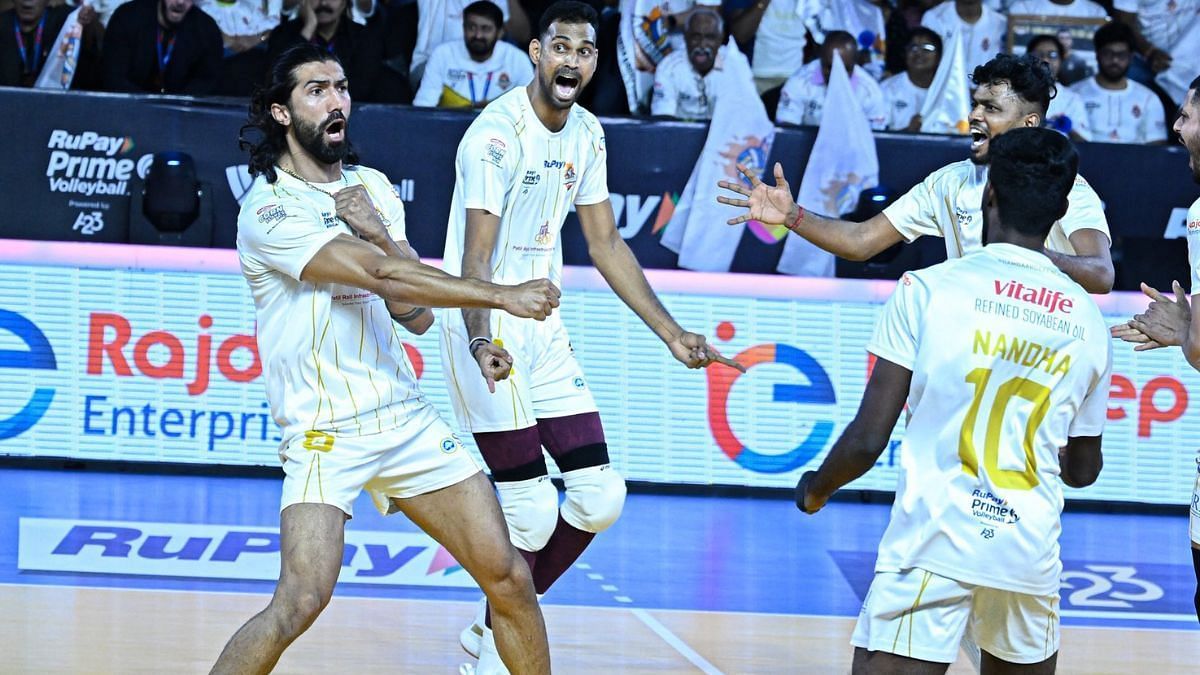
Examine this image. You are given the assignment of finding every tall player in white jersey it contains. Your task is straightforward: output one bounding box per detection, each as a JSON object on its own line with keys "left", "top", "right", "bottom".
{"left": 795, "top": 127, "right": 1112, "bottom": 673}
{"left": 440, "top": 2, "right": 741, "bottom": 670}
{"left": 211, "top": 44, "right": 560, "bottom": 674}
{"left": 718, "top": 53, "right": 1116, "bottom": 294}
{"left": 1111, "top": 75, "right": 1200, "bottom": 622}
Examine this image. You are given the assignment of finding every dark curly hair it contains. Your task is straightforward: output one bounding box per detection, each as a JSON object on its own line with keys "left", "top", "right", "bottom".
{"left": 972, "top": 53, "right": 1056, "bottom": 116}
{"left": 239, "top": 43, "right": 359, "bottom": 183}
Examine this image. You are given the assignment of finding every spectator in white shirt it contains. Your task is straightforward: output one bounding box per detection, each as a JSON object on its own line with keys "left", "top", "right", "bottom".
{"left": 413, "top": 0, "right": 531, "bottom": 108}
{"left": 921, "top": 0, "right": 1007, "bottom": 74}
{"left": 1027, "top": 34, "right": 1091, "bottom": 141}
{"left": 776, "top": 30, "right": 888, "bottom": 130}
{"left": 651, "top": 8, "right": 725, "bottom": 120}
{"left": 1112, "top": 0, "right": 1200, "bottom": 77}
{"left": 879, "top": 26, "right": 941, "bottom": 132}
{"left": 1071, "top": 20, "right": 1167, "bottom": 144}
{"left": 1008, "top": 0, "right": 1107, "bottom": 18}
{"left": 729, "top": 0, "right": 809, "bottom": 94}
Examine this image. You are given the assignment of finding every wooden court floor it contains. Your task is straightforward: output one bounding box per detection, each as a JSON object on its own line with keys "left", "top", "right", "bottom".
{"left": 3, "top": 584, "right": 1197, "bottom": 674}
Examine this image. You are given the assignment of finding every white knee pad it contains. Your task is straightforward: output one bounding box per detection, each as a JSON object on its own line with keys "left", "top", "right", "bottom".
{"left": 560, "top": 464, "right": 626, "bottom": 533}
{"left": 496, "top": 475, "right": 560, "bottom": 552}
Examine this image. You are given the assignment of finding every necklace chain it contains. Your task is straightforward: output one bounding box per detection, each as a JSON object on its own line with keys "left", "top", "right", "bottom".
{"left": 277, "top": 163, "right": 387, "bottom": 224}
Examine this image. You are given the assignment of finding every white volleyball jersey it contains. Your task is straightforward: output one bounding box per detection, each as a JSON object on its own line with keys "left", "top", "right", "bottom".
{"left": 868, "top": 244, "right": 1112, "bottom": 595}
{"left": 1187, "top": 198, "right": 1200, "bottom": 293}
{"left": 883, "top": 159, "right": 1110, "bottom": 259}
{"left": 237, "top": 165, "right": 424, "bottom": 444}
{"left": 442, "top": 86, "right": 609, "bottom": 290}
{"left": 1071, "top": 77, "right": 1168, "bottom": 145}
{"left": 413, "top": 40, "right": 533, "bottom": 109}
{"left": 878, "top": 72, "right": 928, "bottom": 131}
{"left": 1112, "top": 0, "right": 1200, "bottom": 52}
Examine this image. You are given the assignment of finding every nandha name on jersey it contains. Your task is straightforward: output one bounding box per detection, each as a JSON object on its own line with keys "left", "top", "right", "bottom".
{"left": 972, "top": 330, "right": 1071, "bottom": 377}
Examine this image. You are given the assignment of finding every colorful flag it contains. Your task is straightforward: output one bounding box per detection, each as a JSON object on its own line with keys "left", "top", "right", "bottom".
{"left": 35, "top": 5, "right": 86, "bottom": 90}
{"left": 778, "top": 55, "right": 878, "bottom": 277}
{"left": 919, "top": 26, "right": 970, "bottom": 135}
{"left": 660, "top": 39, "right": 775, "bottom": 272}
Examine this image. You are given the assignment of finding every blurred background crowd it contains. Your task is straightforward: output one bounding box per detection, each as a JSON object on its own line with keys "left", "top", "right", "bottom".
{"left": 1, "top": 0, "right": 1191, "bottom": 146}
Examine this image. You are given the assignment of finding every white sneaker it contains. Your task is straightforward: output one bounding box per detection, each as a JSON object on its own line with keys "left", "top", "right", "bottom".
{"left": 475, "top": 625, "right": 511, "bottom": 675}
{"left": 459, "top": 596, "right": 487, "bottom": 659}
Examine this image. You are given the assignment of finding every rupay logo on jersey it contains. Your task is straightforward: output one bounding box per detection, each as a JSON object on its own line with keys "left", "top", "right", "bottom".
{"left": 705, "top": 321, "right": 837, "bottom": 473}
{"left": 0, "top": 310, "right": 57, "bottom": 440}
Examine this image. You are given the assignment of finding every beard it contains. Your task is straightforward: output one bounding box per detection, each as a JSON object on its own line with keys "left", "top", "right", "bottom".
{"left": 293, "top": 112, "right": 349, "bottom": 165}
{"left": 467, "top": 38, "right": 493, "bottom": 59}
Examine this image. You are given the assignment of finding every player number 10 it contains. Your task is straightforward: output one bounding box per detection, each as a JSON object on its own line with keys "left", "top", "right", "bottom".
{"left": 958, "top": 368, "right": 1050, "bottom": 490}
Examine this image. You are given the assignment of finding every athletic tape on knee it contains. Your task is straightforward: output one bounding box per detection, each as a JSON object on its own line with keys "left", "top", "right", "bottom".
{"left": 560, "top": 464, "right": 626, "bottom": 533}
{"left": 496, "top": 475, "right": 560, "bottom": 551}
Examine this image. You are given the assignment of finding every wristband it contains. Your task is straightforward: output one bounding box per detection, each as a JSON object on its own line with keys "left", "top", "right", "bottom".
{"left": 468, "top": 336, "right": 491, "bottom": 355}
{"left": 390, "top": 306, "right": 427, "bottom": 323}
{"left": 785, "top": 205, "right": 805, "bottom": 232}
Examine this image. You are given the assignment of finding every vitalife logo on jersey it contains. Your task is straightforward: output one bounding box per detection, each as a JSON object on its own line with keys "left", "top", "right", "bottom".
{"left": 17, "top": 518, "right": 477, "bottom": 589}
{"left": 993, "top": 280, "right": 1074, "bottom": 315}
{"left": 45, "top": 129, "right": 138, "bottom": 196}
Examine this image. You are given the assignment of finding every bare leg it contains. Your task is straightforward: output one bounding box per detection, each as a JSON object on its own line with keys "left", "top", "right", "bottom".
{"left": 210, "top": 503, "right": 346, "bottom": 675}
{"left": 851, "top": 647, "right": 950, "bottom": 675}
{"left": 392, "top": 472, "right": 549, "bottom": 674}
{"left": 980, "top": 650, "right": 1057, "bottom": 675}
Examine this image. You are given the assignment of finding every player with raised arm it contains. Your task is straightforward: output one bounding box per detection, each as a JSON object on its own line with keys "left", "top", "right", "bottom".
{"left": 796, "top": 127, "right": 1112, "bottom": 673}
{"left": 438, "top": 2, "right": 741, "bottom": 671}
{"left": 718, "top": 53, "right": 1115, "bottom": 293}
{"left": 210, "top": 44, "right": 557, "bottom": 675}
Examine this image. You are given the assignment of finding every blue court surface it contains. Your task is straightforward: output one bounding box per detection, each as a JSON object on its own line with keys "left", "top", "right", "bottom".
{"left": 1, "top": 465, "right": 1196, "bottom": 634}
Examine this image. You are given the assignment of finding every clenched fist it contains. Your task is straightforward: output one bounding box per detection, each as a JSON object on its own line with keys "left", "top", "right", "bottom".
{"left": 501, "top": 279, "right": 561, "bottom": 320}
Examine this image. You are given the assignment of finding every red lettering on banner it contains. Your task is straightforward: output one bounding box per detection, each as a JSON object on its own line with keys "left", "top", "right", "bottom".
{"left": 1107, "top": 374, "right": 1137, "bottom": 421}
{"left": 85, "top": 312, "right": 262, "bottom": 396}
{"left": 216, "top": 334, "right": 262, "bottom": 386}
{"left": 133, "top": 331, "right": 185, "bottom": 379}
{"left": 1108, "top": 374, "right": 1187, "bottom": 437}
{"left": 1138, "top": 377, "right": 1187, "bottom": 438}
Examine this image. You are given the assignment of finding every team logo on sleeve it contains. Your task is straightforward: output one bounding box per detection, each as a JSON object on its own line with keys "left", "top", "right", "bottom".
{"left": 256, "top": 204, "right": 286, "bottom": 226}
{"left": 563, "top": 163, "right": 576, "bottom": 190}
{"left": 484, "top": 138, "right": 506, "bottom": 166}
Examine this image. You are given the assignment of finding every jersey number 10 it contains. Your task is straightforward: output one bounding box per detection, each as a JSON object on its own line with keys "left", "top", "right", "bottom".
{"left": 959, "top": 368, "right": 1050, "bottom": 491}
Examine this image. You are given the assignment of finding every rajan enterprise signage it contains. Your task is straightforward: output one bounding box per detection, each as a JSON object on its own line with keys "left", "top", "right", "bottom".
{"left": 0, "top": 251, "right": 1197, "bottom": 505}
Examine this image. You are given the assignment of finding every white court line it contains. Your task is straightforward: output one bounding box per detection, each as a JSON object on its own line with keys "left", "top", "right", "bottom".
{"left": 631, "top": 607, "right": 724, "bottom": 675}
{"left": 1061, "top": 609, "right": 1197, "bottom": 622}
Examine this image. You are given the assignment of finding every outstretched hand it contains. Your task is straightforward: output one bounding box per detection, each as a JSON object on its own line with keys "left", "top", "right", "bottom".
{"left": 716, "top": 161, "right": 798, "bottom": 226}
{"left": 667, "top": 331, "right": 746, "bottom": 372}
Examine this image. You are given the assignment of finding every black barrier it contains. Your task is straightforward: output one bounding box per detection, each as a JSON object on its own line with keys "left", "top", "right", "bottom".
{"left": 2, "top": 86, "right": 1196, "bottom": 278}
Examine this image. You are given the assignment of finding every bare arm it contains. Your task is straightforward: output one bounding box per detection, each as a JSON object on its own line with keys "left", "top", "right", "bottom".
{"left": 578, "top": 200, "right": 742, "bottom": 370}
{"left": 796, "top": 358, "right": 911, "bottom": 513}
{"left": 1058, "top": 435, "right": 1103, "bottom": 488}
{"left": 729, "top": 2, "right": 768, "bottom": 46}
{"left": 335, "top": 186, "right": 432, "bottom": 334}
{"left": 716, "top": 161, "right": 904, "bottom": 261}
{"left": 460, "top": 208, "right": 503, "bottom": 343}
{"left": 301, "top": 234, "right": 559, "bottom": 317}
{"left": 1043, "top": 229, "right": 1115, "bottom": 294}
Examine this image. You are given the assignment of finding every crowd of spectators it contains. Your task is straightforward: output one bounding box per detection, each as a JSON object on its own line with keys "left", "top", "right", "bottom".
{"left": 0, "top": 0, "right": 1194, "bottom": 145}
